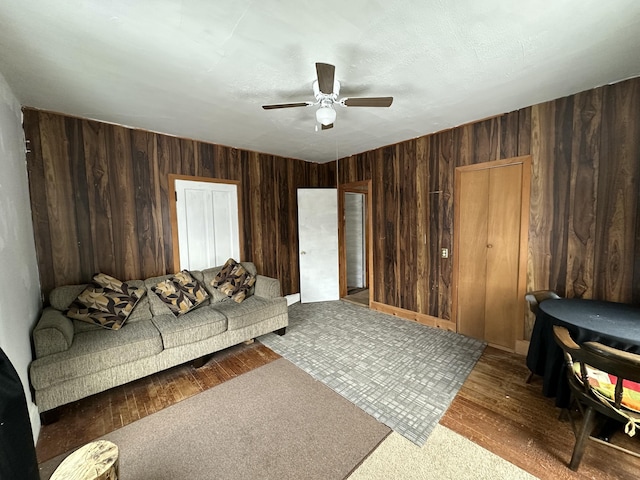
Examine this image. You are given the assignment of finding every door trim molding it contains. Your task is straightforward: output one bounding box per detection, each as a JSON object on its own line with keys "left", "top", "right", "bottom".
{"left": 338, "top": 180, "right": 373, "bottom": 303}
{"left": 169, "top": 174, "right": 243, "bottom": 273}
{"left": 451, "top": 155, "right": 531, "bottom": 349}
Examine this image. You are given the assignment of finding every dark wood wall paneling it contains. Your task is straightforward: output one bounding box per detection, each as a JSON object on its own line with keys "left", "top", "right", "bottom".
{"left": 338, "top": 77, "right": 640, "bottom": 338}
{"left": 24, "top": 109, "right": 335, "bottom": 298}
{"left": 23, "top": 77, "right": 640, "bottom": 340}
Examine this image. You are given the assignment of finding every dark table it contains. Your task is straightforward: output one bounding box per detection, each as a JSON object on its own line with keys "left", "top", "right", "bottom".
{"left": 526, "top": 298, "right": 640, "bottom": 407}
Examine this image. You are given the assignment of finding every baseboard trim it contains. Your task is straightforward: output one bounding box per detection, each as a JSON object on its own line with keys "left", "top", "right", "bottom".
{"left": 28, "top": 400, "right": 41, "bottom": 443}
{"left": 285, "top": 293, "right": 301, "bottom": 306}
{"left": 515, "top": 339, "right": 530, "bottom": 356}
{"left": 370, "top": 301, "right": 457, "bottom": 332}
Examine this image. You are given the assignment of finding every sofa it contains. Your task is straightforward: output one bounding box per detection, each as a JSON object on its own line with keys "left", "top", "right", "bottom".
{"left": 29, "top": 261, "right": 288, "bottom": 416}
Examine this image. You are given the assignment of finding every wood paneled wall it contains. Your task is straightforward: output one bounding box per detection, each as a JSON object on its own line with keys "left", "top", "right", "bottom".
{"left": 337, "top": 77, "right": 640, "bottom": 338}
{"left": 24, "top": 109, "right": 335, "bottom": 298}
{"left": 22, "top": 77, "right": 640, "bottom": 340}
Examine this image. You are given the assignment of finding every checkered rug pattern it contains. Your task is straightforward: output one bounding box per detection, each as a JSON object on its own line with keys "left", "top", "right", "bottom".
{"left": 259, "top": 300, "right": 486, "bottom": 446}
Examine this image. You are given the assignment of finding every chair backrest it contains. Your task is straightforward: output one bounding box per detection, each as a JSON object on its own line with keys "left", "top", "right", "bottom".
{"left": 525, "top": 290, "right": 561, "bottom": 315}
{"left": 553, "top": 325, "right": 640, "bottom": 417}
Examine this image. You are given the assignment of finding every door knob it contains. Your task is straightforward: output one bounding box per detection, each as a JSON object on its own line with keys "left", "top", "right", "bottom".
{"left": 487, "top": 244, "right": 493, "bottom": 248}
{"left": 300, "top": 251, "right": 306, "bottom": 255}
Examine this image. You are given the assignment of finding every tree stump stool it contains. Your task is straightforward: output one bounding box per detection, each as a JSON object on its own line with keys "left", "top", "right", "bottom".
{"left": 50, "top": 440, "right": 119, "bottom": 480}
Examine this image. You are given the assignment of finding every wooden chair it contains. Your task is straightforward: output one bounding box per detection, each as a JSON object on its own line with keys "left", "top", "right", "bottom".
{"left": 525, "top": 290, "right": 561, "bottom": 382}
{"left": 525, "top": 290, "right": 561, "bottom": 316}
{"left": 552, "top": 325, "right": 640, "bottom": 471}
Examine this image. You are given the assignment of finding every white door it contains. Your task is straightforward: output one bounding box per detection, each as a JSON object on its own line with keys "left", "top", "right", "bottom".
{"left": 175, "top": 179, "right": 240, "bottom": 271}
{"left": 298, "top": 188, "right": 339, "bottom": 303}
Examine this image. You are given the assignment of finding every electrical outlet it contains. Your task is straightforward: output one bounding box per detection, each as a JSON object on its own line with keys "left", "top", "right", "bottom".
{"left": 441, "top": 248, "right": 449, "bottom": 259}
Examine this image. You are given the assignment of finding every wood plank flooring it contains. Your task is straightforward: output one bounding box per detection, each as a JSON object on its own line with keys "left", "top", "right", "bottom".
{"left": 36, "top": 342, "right": 640, "bottom": 479}
{"left": 441, "top": 346, "right": 640, "bottom": 479}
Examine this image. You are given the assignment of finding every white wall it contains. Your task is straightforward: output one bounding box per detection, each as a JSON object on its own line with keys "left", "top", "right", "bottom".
{"left": 0, "top": 71, "right": 42, "bottom": 440}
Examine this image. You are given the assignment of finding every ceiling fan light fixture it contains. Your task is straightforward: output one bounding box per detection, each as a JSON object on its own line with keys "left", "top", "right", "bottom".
{"left": 316, "top": 106, "right": 336, "bottom": 126}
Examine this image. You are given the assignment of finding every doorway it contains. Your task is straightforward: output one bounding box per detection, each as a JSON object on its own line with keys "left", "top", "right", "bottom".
{"left": 452, "top": 156, "right": 530, "bottom": 351}
{"left": 339, "top": 181, "right": 373, "bottom": 307}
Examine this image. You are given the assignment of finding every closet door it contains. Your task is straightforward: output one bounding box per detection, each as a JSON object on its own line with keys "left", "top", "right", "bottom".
{"left": 454, "top": 158, "right": 529, "bottom": 350}
{"left": 173, "top": 177, "right": 241, "bottom": 271}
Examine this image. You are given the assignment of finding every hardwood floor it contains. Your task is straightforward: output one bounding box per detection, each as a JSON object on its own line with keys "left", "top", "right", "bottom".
{"left": 36, "top": 343, "right": 640, "bottom": 479}
{"left": 441, "top": 346, "right": 640, "bottom": 479}
{"left": 342, "top": 288, "right": 370, "bottom": 307}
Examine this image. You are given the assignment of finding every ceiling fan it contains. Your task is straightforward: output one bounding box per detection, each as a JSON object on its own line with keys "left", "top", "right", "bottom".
{"left": 262, "top": 62, "right": 393, "bottom": 130}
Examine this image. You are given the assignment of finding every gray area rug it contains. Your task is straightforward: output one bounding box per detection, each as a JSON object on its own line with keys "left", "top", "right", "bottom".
{"left": 259, "top": 300, "right": 486, "bottom": 446}
{"left": 39, "top": 358, "right": 390, "bottom": 480}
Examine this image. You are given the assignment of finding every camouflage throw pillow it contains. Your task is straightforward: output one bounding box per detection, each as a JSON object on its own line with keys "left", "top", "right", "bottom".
{"left": 212, "top": 259, "right": 255, "bottom": 303}
{"left": 152, "top": 279, "right": 196, "bottom": 316}
{"left": 172, "top": 270, "right": 209, "bottom": 308}
{"left": 67, "top": 280, "right": 145, "bottom": 330}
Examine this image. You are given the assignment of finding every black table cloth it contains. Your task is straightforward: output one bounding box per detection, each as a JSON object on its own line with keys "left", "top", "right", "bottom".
{"left": 526, "top": 298, "right": 640, "bottom": 407}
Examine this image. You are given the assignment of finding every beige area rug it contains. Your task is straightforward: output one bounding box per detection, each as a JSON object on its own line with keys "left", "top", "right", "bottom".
{"left": 349, "top": 425, "right": 538, "bottom": 480}
{"left": 39, "top": 359, "right": 390, "bottom": 480}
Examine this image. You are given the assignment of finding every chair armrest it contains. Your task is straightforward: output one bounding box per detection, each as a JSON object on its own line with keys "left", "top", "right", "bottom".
{"left": 33, "top": 307, "right": 74, "bottom": 357}
{"left": 254, "top": 275, "right": 282, "bottom": 299}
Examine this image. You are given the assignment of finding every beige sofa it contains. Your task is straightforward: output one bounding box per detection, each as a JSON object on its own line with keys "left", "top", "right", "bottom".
{"left": 29, "top": 262, "right": 288, "bottom": 416}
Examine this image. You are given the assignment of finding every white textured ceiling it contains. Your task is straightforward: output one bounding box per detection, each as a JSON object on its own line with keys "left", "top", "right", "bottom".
{"left": 1, "top": 1, "right": 639, "bottom": 163}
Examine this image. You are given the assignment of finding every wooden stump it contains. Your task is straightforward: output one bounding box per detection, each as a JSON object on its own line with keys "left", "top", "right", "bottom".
{"left": 50, "top": 440, "right": 119, "bottom": 480}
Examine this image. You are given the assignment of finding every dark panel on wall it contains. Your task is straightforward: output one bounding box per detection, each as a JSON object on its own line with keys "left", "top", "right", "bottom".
{"left": 594, "top": 80, "right": 640, "bottom": 302}
{"left": 24, "top": 110, "right": 333, "bottom": 298}
{"left": 337, "top": 77, "right": 640, "bottom": 339}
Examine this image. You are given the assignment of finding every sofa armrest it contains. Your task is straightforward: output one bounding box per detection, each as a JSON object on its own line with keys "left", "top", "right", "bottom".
{"left": 33, "top": 307, "right": 74, "bottom": 358}
{"left": 254, "top": 275, "right": 282, "bottom": 299}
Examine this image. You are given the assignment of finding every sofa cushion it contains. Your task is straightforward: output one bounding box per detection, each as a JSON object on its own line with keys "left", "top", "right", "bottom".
{"left": 211, "top": 296, "right": 286, "bottom": 331}
{"left": 151, "top": 307, "right": 228, "bottom": 349}
{"left": 67, "top": 277, "right": 146, "bottom": 330}
{"left": 29, "top": 320, "right": 162, "bottom": 390}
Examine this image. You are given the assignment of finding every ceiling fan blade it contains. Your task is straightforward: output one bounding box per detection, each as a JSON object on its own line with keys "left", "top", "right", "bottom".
{"left": 321, "top": 123, "right": 334, "bottom": 130}
{"left": 343, "top": 97, "right": 393, "bottom": 107}
{"left": 316, "top": 63, "right": 335, "bottom": 94}
{"left": 262, "top": 102, "right": 312, "bottom": 110}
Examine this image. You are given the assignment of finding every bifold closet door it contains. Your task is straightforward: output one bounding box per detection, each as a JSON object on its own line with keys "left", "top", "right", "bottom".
{"left": 456, "top": 163, "right": 523, "bottom": 350}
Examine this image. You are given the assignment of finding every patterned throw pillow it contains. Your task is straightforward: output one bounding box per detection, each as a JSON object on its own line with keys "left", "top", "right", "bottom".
{"left": 572, "top": 362, "right": 640, "bottom": 413}
{"left": 92, "top": 272, "right": 145, "bottom": 299}
{"left": 212, "top": 258, "right": 256, "bottom": 303}
{"left": 212, "top": 258, "right": 238, "bottom": 289}
{"left": 172, "top": 270, "right": 210, "bottom": 308}
{"left": 230, "top": 271, "right": 256, "bottom": 303}
{"left": 66, "top": 274, "right": 146, "bottom": 330}
{"left": 152, "top": 279, "right": 196, "bottom": 316}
